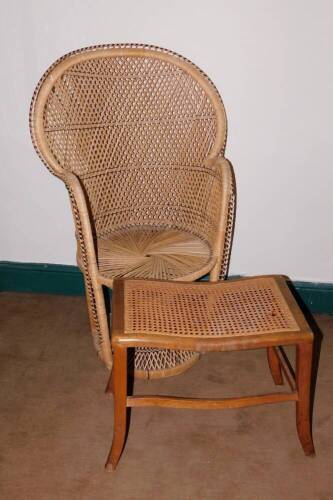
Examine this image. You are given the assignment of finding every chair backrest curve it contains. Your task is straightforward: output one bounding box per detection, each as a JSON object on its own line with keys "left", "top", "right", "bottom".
{"left": 30, "top": 44, "right": 227, "bottom": 239}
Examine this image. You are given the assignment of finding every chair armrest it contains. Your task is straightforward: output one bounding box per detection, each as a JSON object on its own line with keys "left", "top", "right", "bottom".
{"left": 64, "top": 172, "right": 99, "bottom": 274}
{"left": 204, "top": 157, "right": 236, "bottom": 281}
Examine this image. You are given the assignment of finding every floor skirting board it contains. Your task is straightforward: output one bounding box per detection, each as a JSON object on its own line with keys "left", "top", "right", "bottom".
{"left": 0, "top": 261, "right": 332, "bottom": 315}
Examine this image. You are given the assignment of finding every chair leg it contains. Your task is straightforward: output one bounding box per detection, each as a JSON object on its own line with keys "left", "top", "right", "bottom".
{"left": 105, "top": 346, "right": 128, "bottom": 470}
{"left": 296, "top": 342, "right": 315, "bottom": 456}
{"left": 267, "top": 347, "right": 283, "bottom": 385}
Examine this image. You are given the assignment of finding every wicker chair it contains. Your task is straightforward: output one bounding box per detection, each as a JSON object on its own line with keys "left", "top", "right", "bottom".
{"left": 30, "top": 44, "right": 235, "bottom": 378}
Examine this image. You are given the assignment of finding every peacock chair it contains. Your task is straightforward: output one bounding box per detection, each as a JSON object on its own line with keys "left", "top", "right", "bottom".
{"left": 29, "top": 44, "right": 235, "bottom": 378}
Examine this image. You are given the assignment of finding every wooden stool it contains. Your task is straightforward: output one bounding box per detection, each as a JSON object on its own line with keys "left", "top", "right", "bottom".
{"left": 106, "top": 275, "right": 315, "bottom": 470}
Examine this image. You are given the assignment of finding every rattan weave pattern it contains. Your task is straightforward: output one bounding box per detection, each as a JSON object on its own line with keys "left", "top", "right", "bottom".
{"left": 124, "top": 277, "right": 300, "bottom": 338}
{"left": 42, "top": 54, "right": 223, "bottom": 246}
{"left": 30, "top": 44, "right": 235, "bottom": 377}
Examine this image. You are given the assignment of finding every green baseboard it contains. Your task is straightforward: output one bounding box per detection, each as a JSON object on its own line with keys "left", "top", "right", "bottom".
{"left": 0, "top": 261, "right": 332, "bottom": 314}
{"left": 0, "top": 262, "right": 85, "bottom": 296}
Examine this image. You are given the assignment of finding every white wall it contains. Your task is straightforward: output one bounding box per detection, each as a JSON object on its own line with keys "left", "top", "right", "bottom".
{"left": 1, "top": 0, "right": 332, "bottom": 282}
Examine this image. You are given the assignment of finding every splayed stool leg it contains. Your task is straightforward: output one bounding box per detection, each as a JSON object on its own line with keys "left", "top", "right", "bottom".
{"left": 296, "top": 342, "right": 315, "bottom": 456}
{"left": 267, "top": 347, "right": 284, "bottom": 385}
{"left": 105, "top": 346, "right": 128, "bottom": 470}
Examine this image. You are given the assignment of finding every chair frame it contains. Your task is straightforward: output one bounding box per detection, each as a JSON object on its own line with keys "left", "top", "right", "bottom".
{"left": 106, "top": 276, "right": 315, "bottom": 470}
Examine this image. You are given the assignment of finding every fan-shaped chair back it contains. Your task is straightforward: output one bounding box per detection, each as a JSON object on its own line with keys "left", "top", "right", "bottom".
{"left": 30, "top": 44, "right": 227, "bottom": 242}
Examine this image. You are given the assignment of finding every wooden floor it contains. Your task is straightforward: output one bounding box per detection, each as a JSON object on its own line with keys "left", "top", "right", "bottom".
{"left": 1, "top": 292, "right": 332, "bottom": 500}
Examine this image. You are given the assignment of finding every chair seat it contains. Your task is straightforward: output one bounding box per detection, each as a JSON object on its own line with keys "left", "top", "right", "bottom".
{"left": 96, "top": 226, "right": 214, "bottom": 284}
{"left": 113, "top": 276, "right": 311, "bottom": 351}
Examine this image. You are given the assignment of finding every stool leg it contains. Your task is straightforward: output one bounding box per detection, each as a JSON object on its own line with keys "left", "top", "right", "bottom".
{"left": 296, "top": 342, "right": 315, "bottom": 456}
{"left": 105, "top": 346, "right": 128, "bottom": 470}
{"left": 267, "top": 347, "right": 283, "bottom": 385}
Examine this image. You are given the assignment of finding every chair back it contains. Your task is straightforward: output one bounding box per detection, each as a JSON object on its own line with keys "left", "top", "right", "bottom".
{"left": 30, "top": 44, "right": 227, "bottom": 239}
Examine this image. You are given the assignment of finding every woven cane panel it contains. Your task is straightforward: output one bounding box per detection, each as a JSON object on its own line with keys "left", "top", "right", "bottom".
{"left": 124, "top": 278, "right": 300, "bottom": 338}
{"left": 97, "top": 226, "right": 212, "bottom": 280}
{"left": 83, "top": 165, "right": 223, "bottom": 243}
{"left": 42, "top": 54, "right": 222, "bottom": 243}
{"left": 43, "top": 57, "right": 217, "bottom": 174}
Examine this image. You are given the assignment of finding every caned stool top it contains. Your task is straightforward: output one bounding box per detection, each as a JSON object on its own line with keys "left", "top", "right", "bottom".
{"left": 112, "top": 275, "right": 312, "bottom": 351}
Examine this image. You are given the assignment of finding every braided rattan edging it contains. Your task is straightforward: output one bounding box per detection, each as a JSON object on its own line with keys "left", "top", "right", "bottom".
{"left": 219, "top": 171, "right": 236, "bottom": 280}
